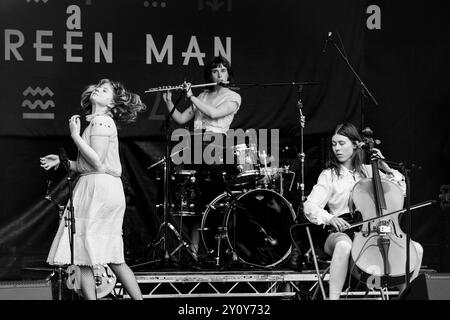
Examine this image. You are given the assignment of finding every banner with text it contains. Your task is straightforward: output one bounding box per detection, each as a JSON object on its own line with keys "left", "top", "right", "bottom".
{"left": 0, "top": 0, "right": 366, "bottom": 137}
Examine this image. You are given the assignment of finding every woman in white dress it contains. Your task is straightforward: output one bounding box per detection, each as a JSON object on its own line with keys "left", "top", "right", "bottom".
{"left": 40, "top": 79, "right": 146, "bottom": 299}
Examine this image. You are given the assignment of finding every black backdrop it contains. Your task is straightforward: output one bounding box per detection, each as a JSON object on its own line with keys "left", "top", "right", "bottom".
{"left": 1, "top": 0, "right": 449, "bottom": 280}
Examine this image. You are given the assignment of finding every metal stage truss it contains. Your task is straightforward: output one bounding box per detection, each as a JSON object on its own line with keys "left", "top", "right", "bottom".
{"left": 111, "top": 269, "right": 399, "bottom": 300}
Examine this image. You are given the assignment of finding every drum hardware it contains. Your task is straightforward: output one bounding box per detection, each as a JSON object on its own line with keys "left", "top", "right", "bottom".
{"left": 146, "top": 146, "right": 189, "bottom": 170}
{"left": 164, "top": 221, "right": 199, "bottom": 262}
{"left": 171, "top": 170, "right": 201, "bottom": 216}
{"left": 256, "top": 164, "right": 296, "bottom": 196}
{"left": 214, "top": 226, "right": 227, "bottom": 267}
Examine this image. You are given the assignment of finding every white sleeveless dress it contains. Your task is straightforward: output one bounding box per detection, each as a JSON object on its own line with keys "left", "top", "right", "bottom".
{"left": 47, "top": 115, "right": 126, "bottom": 266}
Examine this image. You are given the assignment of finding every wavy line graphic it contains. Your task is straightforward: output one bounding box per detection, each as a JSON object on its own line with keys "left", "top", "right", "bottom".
{"left": 22, "top": 100, "right": 55, "bottom": 110}
{"left": 22, "top": 87, "right": 54, "bottom": 97}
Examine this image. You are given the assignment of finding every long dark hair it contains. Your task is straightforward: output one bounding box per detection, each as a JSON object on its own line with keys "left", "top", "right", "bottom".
{"left": 80, "top": 79, "right": 146, "bottom": 123}
{"left": 203, "top": 55, "right": 234, "bottom": 91}
{"left": 326, "top": 122, "right": 367, "bottom": 178}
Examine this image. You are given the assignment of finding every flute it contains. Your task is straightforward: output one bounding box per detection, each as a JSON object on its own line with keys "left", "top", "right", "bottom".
{"left": 145, "top": 81, "right": 229, "bottom": 93}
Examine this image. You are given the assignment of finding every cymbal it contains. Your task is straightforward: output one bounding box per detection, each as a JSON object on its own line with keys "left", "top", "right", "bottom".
{"left": 147, "top": 146, "right": 191, "bottom": 169}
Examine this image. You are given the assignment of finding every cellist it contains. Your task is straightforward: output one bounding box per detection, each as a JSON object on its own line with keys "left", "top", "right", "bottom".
{"left": 303, "top": 122, "right": 423, "bottom": 300}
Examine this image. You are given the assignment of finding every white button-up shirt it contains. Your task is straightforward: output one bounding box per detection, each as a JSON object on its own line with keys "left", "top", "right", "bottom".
{"left": 303, "top": 164, "right": 406, "bottom": 225}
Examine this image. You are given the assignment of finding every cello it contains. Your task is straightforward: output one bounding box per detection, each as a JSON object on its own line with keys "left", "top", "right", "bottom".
{"left": 348, "top": 127, "right": 419, "bottom": 289}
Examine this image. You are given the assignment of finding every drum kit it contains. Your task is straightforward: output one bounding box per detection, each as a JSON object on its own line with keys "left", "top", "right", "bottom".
{"left": 135, "top": 80, "right": 320, "bottom": 271}
{"left": 146, "top": 137, "right": 298, "bottom": 269}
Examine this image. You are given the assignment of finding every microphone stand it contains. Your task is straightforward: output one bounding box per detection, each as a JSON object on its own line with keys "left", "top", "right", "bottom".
{"left": 161, "top": 102, "right": 178, "bottom": 264}
{"left": 132, "top": 93, "right": 198, "bottom": 270}
{"left": 384, "top": 159, "right": 417, "bottom": 286}
{"left": 328, "top": 32, "right": 378, "bottom": 129}
{"left": 59, "top": 149, "right": 76, "bottom": 266}
{"left": 41, "top": 180, "right": 65, "bottom": 300}
{"left": 59, "top": 149, "right": 76, "bottom": 300}
{"left": 404, "top": 163, "right": 412, "bottom": 286}
{"left": 66, "top": 172, "right": 76, "bottom": 266}
{"left": 295, "top": 87, "right": 327, "bottom": 299}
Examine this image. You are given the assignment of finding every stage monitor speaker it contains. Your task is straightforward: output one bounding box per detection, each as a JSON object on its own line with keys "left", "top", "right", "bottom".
{"left": 0, "top": 279, "right": 52, "bottom": 300}
{"left": 400, "top": 273, "right": 450, "bottom": 300}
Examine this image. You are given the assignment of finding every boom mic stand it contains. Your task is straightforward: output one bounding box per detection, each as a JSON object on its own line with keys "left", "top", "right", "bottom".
{"left": 327, "top": 31, "right": 379, "bottom": 129}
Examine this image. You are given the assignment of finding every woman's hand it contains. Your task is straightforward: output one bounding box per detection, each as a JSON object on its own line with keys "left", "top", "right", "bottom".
{"left": 40, "top": 154, "right": 60, "bottom": 170}
{"left": 69, "top": 115, "right": 81, "bottom": 138}
{"left": 371, "top": 147, "right": 393, "bottom": 173}
{"left": 162, "top": 90, "right": 172, "bottom": 104}
{"left": 329, "top": 216, "right": 351, "bottom": 232}
{"left": 183, "top": 82, "right": 193, "bottom": 98}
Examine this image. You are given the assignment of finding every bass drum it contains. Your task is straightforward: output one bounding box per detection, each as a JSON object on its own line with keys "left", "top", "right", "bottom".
{"left": 201, "top": 189, "right": 295, "bottom": 267}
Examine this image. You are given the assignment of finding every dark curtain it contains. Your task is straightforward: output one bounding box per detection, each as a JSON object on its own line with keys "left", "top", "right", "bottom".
{"left": 1, "top": 0, "right": 450, "bottom": 280}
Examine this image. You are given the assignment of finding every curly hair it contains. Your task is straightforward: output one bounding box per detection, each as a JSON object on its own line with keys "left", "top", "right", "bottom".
{"left": 326, "top": 122, "right": 367, "bottom": 178}
{"left": 80, "top": 79, "right": 146, "bottom": 123}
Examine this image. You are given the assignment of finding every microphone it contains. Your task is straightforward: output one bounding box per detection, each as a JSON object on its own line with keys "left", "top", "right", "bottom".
{"left": 322, "top": 31, "right": 332, "bottom": 53}
{"left": 258, "top": 225, "right": 278, "bottom": 246}
{"left": 247, "top": 217, "right": 278, "bottom": 246}
{"left": 58, "top": 147, "right": 70, "bottom": 172}
{"left": 264, "top": 235, "right": 278, "bottom": 246}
